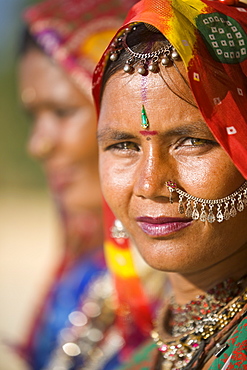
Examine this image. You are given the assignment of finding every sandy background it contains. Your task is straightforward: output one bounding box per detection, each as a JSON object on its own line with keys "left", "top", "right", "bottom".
{"left": 0, "top": 190, "right": 61, "bottom": 370}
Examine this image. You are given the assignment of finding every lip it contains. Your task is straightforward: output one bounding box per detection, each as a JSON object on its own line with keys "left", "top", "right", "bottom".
{"left": 48, "top": 174, "right": 72, "bottom": 193}
{"left": 136, "top": 216, "right": 192, "bottom": 237}
{"left": 47, "top": 168, "right": 75, "bottom": 193}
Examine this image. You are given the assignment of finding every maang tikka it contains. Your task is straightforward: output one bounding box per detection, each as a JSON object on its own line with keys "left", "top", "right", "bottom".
{"left": 109, "top": 23, "right": 180, "bottom": 76}
{"left": 165, "top": 180, "right": 247, "bottom": 223}
{"left": 141, "top": 105, "right": 149, "bottom": 129}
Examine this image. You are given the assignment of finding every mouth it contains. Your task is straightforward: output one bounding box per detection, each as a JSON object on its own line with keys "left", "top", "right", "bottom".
{"left": 136, "top": 216, "right": 193, "bottom": 237}
{"left": 47, "top": 170, "right": 74, "bottom": 193}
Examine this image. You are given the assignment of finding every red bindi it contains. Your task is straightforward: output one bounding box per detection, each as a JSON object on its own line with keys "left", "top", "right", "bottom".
{"left": 139, "top": 131, "right": 158, "bottom": 136}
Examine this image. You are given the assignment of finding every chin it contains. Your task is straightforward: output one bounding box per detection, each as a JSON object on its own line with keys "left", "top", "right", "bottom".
{"left": 63, "top": 201, "right": 85, "bottom": 216}
{"left": 52, "top": 197, "right": 76, "bottom": 217}
{"left": 133, "top": 238, "right": 193, "bottom": 273}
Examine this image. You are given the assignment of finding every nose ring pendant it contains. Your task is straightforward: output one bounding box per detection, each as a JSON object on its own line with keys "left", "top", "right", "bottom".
{"left": 165, "top": 179, "right": 247, "bottom": 224}
{"left": 165, "top": 181, "right": 177, "bottom": 204}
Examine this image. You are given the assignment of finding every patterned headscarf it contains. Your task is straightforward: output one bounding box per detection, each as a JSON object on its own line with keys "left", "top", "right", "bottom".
{"left": 92, "top": 0, "right": 247, "bottom": 340}
{"left": 23, "top": 0, "right": 137, "bottom": 97}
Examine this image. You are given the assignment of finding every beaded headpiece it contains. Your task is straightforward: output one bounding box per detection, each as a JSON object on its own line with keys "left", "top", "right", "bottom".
{"left": 109, "top": 23, "right": 180, "bottom": 76}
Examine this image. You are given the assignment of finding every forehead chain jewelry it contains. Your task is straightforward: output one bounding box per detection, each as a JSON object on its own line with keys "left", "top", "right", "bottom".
{"left": 109, "top": 23, "right": 180, "bottom": 76}
{"left": 165, "top": 180, "right": 247, "bottom": 223}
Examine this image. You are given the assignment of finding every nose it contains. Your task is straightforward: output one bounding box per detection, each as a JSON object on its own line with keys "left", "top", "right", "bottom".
{"left": 133, "top": 148, "right": 173, "bottom": 201}
{"left": 27, "top": 112, "right": 57, "bottom": 160}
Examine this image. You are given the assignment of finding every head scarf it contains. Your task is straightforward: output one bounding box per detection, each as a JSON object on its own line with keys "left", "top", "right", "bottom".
{"left": 92, "top": 0, "right": 247, "bottom": 341}
{"left": 23, "top": 0, "right": 137, "bottom": 97}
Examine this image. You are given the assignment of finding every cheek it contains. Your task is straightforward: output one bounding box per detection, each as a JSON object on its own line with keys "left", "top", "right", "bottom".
{"left": 176, "top": 151, "right": 244, "bottom": 198}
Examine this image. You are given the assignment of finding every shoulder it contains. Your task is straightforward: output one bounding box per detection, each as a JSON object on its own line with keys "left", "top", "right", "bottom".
{"left": 209, "top": 315, "right": 247, "bottom": 369}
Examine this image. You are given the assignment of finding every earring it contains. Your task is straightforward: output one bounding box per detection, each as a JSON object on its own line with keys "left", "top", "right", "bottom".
{"left": 110, "top": 219, "right": 129, "bottom": 239}
{"left": 165, "top": 180, "right": 247, "bottom": 223}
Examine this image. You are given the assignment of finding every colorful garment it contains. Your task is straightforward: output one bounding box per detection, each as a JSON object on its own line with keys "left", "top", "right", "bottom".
{"left": 209, "top": 315, "right": 247, "bottom": 369}
{"left": 115, "top": 316, "right": 247, "bottom": 370}
{"left": 17, "top": 250, "right": 107, "bottom": 370}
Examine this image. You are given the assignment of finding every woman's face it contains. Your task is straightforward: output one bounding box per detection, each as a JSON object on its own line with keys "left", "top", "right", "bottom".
{"left": 98, "top": 63, "right": 247, "bottom": 274}
{"left": 19, "top": 48, "right": 102, "bottom": 218}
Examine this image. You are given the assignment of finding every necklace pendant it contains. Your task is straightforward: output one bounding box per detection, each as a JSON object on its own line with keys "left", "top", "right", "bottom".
{"left": 185, "top": 201, "right": 193, "bottom": 218}
{"left": 216, "top": 206, "right": 224, "bottom": 223}
{"left": 141, "top": 105, "right": 149, "bottom": 129}
{"left": 224, "top": 204, "right": 230, "bottom": 220}
{"left": 230, "top": 204, "right": 237, "bottom": 217}
{"left": 237, "top": 199, "right": 244, "bottom": 212}
{"left": 178, "top": 200, "right": 185, "bottom": 214}
{"left": 200, "top": 209, "right": 207, "bottom": 222}
{"left": 243, "top": 194, "right": 247, "bottom": 206}
{"left": 192, "top": 202, "right": 200, "bottom": 220}
{"left": 207, "top": 208, "right": 216, "bottom": 223}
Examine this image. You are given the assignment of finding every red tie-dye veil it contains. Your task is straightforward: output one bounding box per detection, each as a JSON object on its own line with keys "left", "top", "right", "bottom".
{"left": 93, "top": 0, "right": 247, "bottom": 342}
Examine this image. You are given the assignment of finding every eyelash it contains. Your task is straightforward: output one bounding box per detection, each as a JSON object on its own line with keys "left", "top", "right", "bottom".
{"left": 54, "top": 107, "right": 78, "bottom": 118}
{"left": 177, "top": 137, "right": 217, "bottom": 148}
{"left": 105, "top": 137, "right": 217, "bottom": 154}
{"left": 106, "top": 141, "right": 140, "bottom": 152}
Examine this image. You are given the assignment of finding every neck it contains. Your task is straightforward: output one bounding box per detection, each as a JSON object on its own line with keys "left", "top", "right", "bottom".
{"left": 167, "top": 242, "right": 247, "bottom": 305}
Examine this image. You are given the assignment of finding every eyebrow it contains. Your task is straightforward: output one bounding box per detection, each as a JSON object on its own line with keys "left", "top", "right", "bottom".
{"left": 163, "top": 123, "right": 215, "bottom": 139}
{"left": 97, "top": 121, "right": 215, "bottom": 142}
{"left": 97, "top": 128, "right": 138, "bottom": 142}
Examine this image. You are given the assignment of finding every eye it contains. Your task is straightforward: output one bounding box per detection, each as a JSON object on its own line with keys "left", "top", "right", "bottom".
{"left": 173, "top": 136, "right": 219, "bottom": 157}
{"left": 179, "top": 137, "right": 217, "bottom": 147}
{"left": 106, "top": 141, "right": 140, "bottom": 152}
{"left": 54, "top": 107, "right": 77, "bottom": 118}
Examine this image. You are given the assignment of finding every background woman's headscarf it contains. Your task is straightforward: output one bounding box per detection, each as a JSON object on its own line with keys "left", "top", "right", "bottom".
{"left": 23, "top": 0, "right": 137, "bottom": 97}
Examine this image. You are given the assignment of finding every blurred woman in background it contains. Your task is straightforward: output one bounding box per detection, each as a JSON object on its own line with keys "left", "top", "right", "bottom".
{"left": 17, "top": 0, "right": 139, "bottom": 369}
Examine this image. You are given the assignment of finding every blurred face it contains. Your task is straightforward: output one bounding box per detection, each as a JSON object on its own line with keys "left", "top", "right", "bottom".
{"left": 19, "top": 48, "right": 103, "bottom": 246}
{"left": 20, "top": 49, "right": 100, "bottom": 212}
{"left": 98, "top": 63, "right": 247, "bottom": 275}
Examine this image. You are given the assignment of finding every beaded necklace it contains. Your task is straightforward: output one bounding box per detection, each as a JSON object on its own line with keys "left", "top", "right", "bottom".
{"left": 152, "top": 277, "right": 247, "bottom": 370}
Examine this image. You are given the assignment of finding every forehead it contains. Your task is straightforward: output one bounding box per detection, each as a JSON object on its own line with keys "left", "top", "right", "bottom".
{"left": 99, "top": 63, "right": 204, "bottom": 133}
{"left": 19, "top": 48, "right": 89, "bottom": 106}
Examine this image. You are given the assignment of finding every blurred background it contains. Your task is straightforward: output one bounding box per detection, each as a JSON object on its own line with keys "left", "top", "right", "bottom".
{"left": 0, "top": 0, "right": 61, "bottom": 368}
